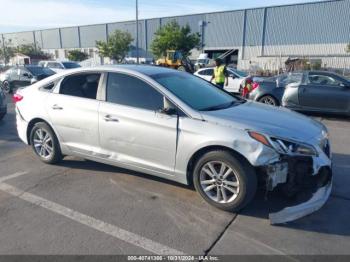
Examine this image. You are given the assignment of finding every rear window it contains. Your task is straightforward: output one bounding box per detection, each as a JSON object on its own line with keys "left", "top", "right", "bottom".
{"left": 60, "top": 73, "right": 101, "bottom": 99}
{"left": 230, "top": 69, "right": 247, "bottom": 77}
{"left": 62, "top": 62, "right": 81, "bottom": 69}
{"left": 278, "top": 73, "right": 303, "bottom": 86}
{"left": 26, "top": 67, "right": 55, "bottom": 76}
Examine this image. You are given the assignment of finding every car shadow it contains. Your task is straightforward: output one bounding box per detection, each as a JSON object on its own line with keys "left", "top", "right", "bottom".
{"left": 58, "top": 155, "right": 350, "bottom": 237}
{"left": 57, "top": 157, "right": 193, "bottom": 191}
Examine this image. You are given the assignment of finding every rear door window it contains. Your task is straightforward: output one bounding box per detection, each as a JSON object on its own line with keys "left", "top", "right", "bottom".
{"left": 59, "top": 73, "right": 101, "bottom": 99}
{"left": 48, "top": 62, "right": 63, "bottom": 69}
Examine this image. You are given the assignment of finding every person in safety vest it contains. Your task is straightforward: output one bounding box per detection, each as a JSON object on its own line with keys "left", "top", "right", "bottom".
{"left": 210, "top": 58, "right": 228, "bottom": 89}
{"left": 242, "top": 78, "right": 253, "bottom": 97}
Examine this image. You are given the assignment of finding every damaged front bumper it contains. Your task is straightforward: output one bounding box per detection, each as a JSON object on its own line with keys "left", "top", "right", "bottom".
{"left": 269, "top": 180, "right": 332, "bottom": 224}
{"left": 261, "top": 137, "right": 332, "bottom": 224}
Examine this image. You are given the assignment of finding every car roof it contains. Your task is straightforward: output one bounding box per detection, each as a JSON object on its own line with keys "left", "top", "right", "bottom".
{"left": 94, "top": 64, "right": 179, "bottom": 76}
{"left": 9, "top": 65, "right": 41, "bottom": 69}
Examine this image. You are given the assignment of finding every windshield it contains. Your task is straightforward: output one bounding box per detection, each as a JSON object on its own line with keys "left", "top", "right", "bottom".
{"left": 26, "top": 67, "right": 55, "bottom": 76}
{"left": 150, "top": 71, "right": 240, "bottom": 111}
{"left": 62, "top": 62, "right": 81, "bottom": 69}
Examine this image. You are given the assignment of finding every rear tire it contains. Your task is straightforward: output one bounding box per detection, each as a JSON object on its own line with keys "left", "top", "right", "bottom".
{"left": 2, "top": 81, "right": 11, "bottom": 94}
{"left": 30, "top": 122, "right": 63, "bottom": 164}
{"left": 193, "top": 150, "right": 257, "bottom": 212}
{"left": 177, "top": 66, "right": 186, "bottom": 72}
{"left": 258, "top": 95, "right": 278, "bottom": 106}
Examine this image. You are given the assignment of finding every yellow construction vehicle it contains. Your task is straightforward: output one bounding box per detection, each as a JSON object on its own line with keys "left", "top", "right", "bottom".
{"left": 156, "top": 50, "right": 194, "bottom": 73}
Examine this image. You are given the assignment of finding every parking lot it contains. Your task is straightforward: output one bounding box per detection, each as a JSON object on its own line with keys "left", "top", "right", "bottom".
{"left": 0, "top": 94, "right": 349, "bottom": 257}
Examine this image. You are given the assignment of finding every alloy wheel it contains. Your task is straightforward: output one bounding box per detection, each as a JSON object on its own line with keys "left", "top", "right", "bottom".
{"left": 33, "top": 128, "right": 53, "bottom": 159}
{"left": 199, "top": 161, "right": 240, "bottom": 204}
{"left": 2, "top": 82, "right": 10, "bottom": 93}
{"left": 260, "top": 96, "right": 276, "bottom": 106}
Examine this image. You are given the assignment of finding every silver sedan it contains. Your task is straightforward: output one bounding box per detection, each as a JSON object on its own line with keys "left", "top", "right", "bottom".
{"left": 14, "top": 65, "right": 332, "bottom": 224}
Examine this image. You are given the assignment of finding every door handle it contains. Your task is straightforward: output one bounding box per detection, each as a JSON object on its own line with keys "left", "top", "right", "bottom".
{"left": 52, "top": 104, "right": 63, "bottom": 110}
{"left": 104, "top": 115, "right": 119, "bottom": 122}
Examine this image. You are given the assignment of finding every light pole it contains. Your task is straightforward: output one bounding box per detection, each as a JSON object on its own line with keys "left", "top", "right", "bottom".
{"left": 1, "top": 35, "right": 6, "bottom": 65}
{"left": 136, "top": 0, "right": 139, "bottom": 64}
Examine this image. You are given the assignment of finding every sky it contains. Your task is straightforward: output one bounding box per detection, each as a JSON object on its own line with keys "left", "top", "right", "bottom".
{"left": 0, "top": 0, "right": 324, "bottom": 33}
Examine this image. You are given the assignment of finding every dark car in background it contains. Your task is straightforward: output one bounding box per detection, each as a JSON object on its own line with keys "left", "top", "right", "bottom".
{"left": 0, "top": 86, "right": 6, "bottom": 120}
{"left": 282, "top": 71, "right": 350, "bottom": 115}
{"left": 248, "top": 71, "right": 350, "bottom": 115}
{"left": 0, "top": 65, "right": 55, "bottom": 93}
{"left": 247, "top": 72, "right": 303, "bottom": 106}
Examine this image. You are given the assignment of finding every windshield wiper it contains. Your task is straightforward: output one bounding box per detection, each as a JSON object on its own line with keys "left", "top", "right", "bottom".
{"left": 200, "top": 100, "right": 238, "bottom": 111}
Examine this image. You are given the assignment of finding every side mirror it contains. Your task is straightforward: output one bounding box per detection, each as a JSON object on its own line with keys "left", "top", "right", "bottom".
{"left": 159, "top": 107, "right": 177, "bottom": 115}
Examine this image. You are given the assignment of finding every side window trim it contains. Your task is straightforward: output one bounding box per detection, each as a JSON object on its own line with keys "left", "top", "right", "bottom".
{"left": 39, "top": 80, "right": 60, "bottom": 92}
{"left": 96, "top": 72, "right": 107, "bottom": 101}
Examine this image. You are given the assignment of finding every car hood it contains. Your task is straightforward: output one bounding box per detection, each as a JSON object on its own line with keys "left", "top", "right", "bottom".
{"left": 200, "top": 101, "right": 325, "bottom": 143}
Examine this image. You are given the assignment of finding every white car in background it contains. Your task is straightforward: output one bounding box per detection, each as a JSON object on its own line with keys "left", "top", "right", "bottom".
{"left": 194, "top": 67, "right": 248, "bottom": 93}
{"left": 38, "top": 61, "right": 81, "bottom": 73}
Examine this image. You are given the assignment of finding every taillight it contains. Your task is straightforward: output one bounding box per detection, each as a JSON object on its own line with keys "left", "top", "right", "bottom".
{"left": 12, "top": 94, "right": 23, "bottom": 103}
{"left": 252, "top": 82, "right": 259, "bottom": 90}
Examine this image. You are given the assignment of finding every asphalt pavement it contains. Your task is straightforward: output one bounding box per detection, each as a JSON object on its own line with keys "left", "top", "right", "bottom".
{"left": 0, "top": 95, "right": 349, "bottom": 257}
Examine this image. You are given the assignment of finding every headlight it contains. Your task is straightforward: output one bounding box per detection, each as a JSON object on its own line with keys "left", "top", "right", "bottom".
{"left": 248, "top": 131, "right": 317, "bottom": 156}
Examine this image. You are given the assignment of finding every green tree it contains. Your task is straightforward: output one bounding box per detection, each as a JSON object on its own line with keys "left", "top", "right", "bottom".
{"left": 0, "top": 39, "right": 15, "bottom": 64}
{"left": 346, "top": 43, "right": 350, "bottom": 53}
{"left": 15, "top": 44, "right": 51, "bottom": 60}
{"left": 150, "top": 20, "right": 200, "bottom": 58}
{"left": 68, "top": 50, "right": 89, "bottom": 61}
{"left": 96, "top": 30, "right": 133, "bottom": 62}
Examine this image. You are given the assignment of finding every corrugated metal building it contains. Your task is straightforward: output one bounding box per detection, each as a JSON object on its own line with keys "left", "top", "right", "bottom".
{"left": 1, "top": 0, "right": 349, "bottom": 70}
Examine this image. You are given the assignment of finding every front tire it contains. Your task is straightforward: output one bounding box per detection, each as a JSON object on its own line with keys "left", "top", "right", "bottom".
{"left": 30, "top": 122, "right": 62, "bottom": 164}
{"left": 193, "top": 150, "right": 257, "bottom": 212}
